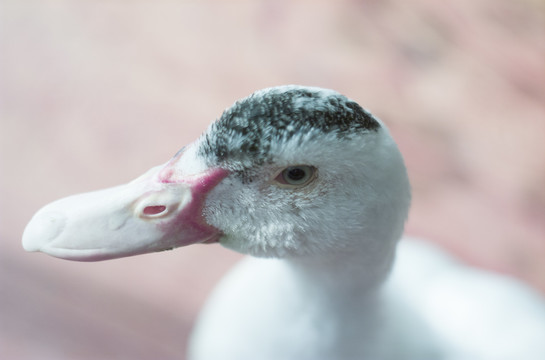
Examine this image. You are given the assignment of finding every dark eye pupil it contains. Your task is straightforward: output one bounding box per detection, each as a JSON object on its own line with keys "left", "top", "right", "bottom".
{"left": 287, "top": 168, "right": 306, "bottom": 181}
{"left": 278, "top": 165, "right": 315, "bottom": 186}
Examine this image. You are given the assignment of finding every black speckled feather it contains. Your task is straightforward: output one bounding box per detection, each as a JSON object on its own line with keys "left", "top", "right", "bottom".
{"left": 198, "top": 86, "right": 380, "bottom": 169}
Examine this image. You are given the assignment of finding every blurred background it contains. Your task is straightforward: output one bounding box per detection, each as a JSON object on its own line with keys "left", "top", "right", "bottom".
{"left": 1, "top": 0, "right": 544, "bottom": 358}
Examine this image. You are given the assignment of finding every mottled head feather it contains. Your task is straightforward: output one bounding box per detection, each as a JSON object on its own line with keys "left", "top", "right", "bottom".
{"left": 198, "top": 86, "right": 380, "bottom": 169}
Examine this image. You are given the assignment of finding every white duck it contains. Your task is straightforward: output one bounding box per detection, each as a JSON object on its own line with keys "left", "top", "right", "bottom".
{"left": 23, "top": 86, "right": 545, "bottom": 360}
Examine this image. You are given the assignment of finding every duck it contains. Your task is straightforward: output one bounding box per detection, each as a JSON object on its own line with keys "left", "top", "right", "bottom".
{"left": 23, "top": 85, "right": 545, "bottom": 360}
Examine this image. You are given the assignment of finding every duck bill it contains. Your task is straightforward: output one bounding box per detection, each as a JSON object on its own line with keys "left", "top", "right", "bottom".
{"left": 22, "top": 162, "right": 228, "bottom": 262}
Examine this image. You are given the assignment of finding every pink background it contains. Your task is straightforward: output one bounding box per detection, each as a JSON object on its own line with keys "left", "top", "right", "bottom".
{"left": 1, "top": 0, "right": 544, "bottom": 358}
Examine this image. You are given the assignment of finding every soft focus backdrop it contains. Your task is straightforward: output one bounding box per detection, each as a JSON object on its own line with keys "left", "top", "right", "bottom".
{"left": 1, "top": 0, "right": 544, "bottom": 359}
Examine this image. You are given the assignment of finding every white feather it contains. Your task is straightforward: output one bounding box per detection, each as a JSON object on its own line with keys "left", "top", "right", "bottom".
{"left": 189, "top": 87, "right": 545, "bottom": 359}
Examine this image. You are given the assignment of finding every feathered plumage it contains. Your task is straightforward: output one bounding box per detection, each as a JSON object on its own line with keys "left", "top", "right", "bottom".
{"left": 23, "top": 86, "right": 545, "bottom": 360}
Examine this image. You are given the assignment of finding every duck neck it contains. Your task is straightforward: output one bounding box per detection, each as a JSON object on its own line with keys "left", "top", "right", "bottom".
{"left": 285, "top": 242, "right": 396, "bottom": 300}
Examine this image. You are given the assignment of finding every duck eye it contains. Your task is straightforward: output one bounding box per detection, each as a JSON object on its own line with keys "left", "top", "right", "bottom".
{"left": 275, "top": 166, "right": 316, "bottom": 186}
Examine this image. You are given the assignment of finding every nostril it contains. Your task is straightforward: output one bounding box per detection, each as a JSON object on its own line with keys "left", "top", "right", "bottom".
{"left": 135, "top": 190, "right": 185, "bottom": 219}
{"left": 143, "top": 205, "right": 167, "bottom": 216}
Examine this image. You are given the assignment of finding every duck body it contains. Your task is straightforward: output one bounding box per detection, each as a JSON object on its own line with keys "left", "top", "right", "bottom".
{"left": 190, "top": 239, "right": 545, "bottom": 360}
{"left": 22, "top": 86, "right": 545, "bottom": 360}
{"left": 190, "top": 248, "right": 442, "bottom": 360}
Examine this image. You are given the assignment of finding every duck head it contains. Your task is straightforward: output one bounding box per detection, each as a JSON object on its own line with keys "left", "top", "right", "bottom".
{"left": 23, "top": 86, "right": 410, "bottom": 263}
